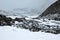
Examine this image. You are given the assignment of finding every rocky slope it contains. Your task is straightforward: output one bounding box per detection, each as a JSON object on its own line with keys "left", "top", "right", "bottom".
{"left": 0, "top": 14, "right": 60, "bottom": 34}
{"left": 0, "top": 0, "right": 60, "bottom": 34}
{"left": 0, "top": 14, "right": 14, "bottom": 26}
{"left": 37, "top": 0, "right": 60, "bottom": 21}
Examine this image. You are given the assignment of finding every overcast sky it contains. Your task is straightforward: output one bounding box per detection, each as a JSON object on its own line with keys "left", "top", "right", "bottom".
{"left": 0, "top": 0, "right": 57, "bottom": 16}
{"left": 0, "top": 0, "right": 57, "bottom": 11}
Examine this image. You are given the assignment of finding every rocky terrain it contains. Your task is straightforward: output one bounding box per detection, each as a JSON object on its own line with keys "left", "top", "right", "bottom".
{"left": 0, "top": 0, "right": 60, "bottom": 34}
{"left": 0, "top": 14, "right": 60, "bottom": 34}
{"left": 37, "top": 0, "right": 60, "bottom": 21}
{"left": 0, "top": 14, "right": 15, "bottom": 26}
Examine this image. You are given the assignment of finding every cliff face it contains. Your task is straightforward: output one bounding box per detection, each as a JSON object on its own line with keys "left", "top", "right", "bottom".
{"left": 38, "top": 0, "right": 60, "bottom": 20}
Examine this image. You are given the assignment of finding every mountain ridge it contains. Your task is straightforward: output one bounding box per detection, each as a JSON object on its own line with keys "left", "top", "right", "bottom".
{"left": 37, "top": 0, "right": 60, "bottom": 20}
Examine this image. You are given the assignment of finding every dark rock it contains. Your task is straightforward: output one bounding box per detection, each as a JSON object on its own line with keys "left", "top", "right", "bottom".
{"left": 29, "top": 26, "right": 41, "bottom": 32}
{"left": 37, "top": 0, "right": 60, "bottom": 20}
{"left": 0, "top": 14, "right": 6, "bottom": 18}
{"left": 45, "top": 25, "right": 51, "bottom": 28}
{"left": 54, "top": 17, "right": 60, "bottom": 21}
{"left": 0, "top": 14, "right": 14, "bottom": 26}
{"left": 14, "top": 18, "right": 26, "bottom": 22}
{"left": 41, "top": 0, "right": 60, "bottom": 17}
{"left": 55, "top": 30, "right": 60, "bottom": 34}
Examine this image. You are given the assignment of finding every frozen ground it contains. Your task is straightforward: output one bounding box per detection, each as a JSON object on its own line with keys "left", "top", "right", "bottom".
{"left": 0, "top": 26, "right": 60, "bottom": 40}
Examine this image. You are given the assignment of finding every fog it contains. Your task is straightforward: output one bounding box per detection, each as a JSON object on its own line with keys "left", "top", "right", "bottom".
{"left": 0, "top": 0, "right": 57, "bottom": 16}
{"left": 0, "top": 0, "right": 57, "bottom": 10}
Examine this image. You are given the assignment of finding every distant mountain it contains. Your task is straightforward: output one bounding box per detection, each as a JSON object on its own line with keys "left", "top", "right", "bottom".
{"left": 0, "top": 10, "right": 9, "bottom": 16}
{"left": 37, "top": 0, "right": 60, "bottom": 20}
{"left": 0, "top": 10, "right": 14, "bottom": 16}
{"left": 0, "top": 8, "right": 40, "bottom": 17}
{"left": 13, "top": 8, "right": 40, "bottom": 16}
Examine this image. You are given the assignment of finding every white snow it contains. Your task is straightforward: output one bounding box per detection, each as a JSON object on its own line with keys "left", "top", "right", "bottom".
{"left": 0, "top": 16, "right": 60, "bottom": 40}
{"left": 0, "top": 0, "right": 59, "bottom": 40}
{"left": 7, "top": 16, "right": 24, "bottom": 19}
{"left": 0, "top": 26, "right": 60, "bottom": 40}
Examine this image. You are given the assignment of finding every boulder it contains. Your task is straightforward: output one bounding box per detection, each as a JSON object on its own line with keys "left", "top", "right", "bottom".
{"left": 0, "top": 14, "right": 14, "bottom": 26}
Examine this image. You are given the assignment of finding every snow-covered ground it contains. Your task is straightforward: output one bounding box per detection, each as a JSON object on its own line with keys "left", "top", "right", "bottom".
{"left": 0, "top": 16, "right": 60, "bottom": 40}
{"left": 0, "top": 26, "right": 60, "bottom": 40}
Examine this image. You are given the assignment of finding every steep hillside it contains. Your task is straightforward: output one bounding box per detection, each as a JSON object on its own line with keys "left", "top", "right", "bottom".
{"left": 38, "top": 0, "right": 60, "bottom": 20}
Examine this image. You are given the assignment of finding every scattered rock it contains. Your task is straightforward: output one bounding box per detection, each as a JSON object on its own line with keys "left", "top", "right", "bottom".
{"left": 0, "top": 14, "right": 60, "bottom": 34}
{"left": 0, "top": 14, "right": 14, "bottom": 26}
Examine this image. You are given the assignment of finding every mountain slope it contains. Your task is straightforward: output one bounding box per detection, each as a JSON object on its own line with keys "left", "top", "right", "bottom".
{"left": 38, "top": 0, "right": 60, "bottom": 20}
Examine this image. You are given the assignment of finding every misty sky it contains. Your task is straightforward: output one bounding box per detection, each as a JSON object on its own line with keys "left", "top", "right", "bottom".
{"left": 0, "top": 0, "right": 57, "bottom": 11}
{"left": 0, "top": 0, "right": 57, "bottom": 16}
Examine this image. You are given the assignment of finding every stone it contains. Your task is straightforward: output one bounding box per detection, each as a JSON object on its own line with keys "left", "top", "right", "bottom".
{"left": 0, "top": 14, "right": 14, "bottom": 26}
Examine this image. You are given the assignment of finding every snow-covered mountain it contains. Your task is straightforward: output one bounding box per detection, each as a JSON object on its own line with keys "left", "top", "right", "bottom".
{"left": 0, "top": 8, "right": 40, "bottom": 17}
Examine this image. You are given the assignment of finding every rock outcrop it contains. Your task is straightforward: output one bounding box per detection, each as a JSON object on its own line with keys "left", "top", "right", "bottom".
{"left": 0, "top": 14, "right": 14, "bottom": 26}
{"left": 38, "top": 0, "right": 60, "bottom": 21}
